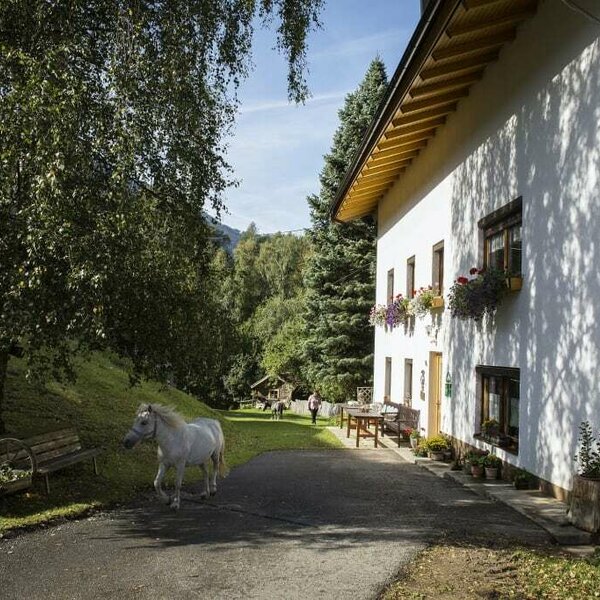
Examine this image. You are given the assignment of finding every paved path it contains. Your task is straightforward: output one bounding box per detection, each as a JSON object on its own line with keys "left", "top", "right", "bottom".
{"left": 0, "top": 450, "right": 551, "bottom": 599}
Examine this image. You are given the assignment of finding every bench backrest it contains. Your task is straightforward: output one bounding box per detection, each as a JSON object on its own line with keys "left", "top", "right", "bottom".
{"left": 383, "top": 401, "right": 420, "bottom": 427}
{"left": 24, "top": 429, "right": 82, "bottom": 464}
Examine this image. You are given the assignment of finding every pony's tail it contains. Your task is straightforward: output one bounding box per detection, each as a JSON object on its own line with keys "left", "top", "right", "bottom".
{"left": 218, "top": 443, "right": 229, "bottom": 478}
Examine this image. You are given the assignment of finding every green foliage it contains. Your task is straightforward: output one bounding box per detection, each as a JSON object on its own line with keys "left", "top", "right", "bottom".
{"left": 0, "top": 0, "right": 323, "bottom": 429}
{"left": 483, "top": 454, "right": 502, "bottom": 468}
{"left": 424, "top": 435, "right": 450, "bottom": 452}
{"left": 224, "top": 229, "right": 310, "bottom": 398}
{"left": 575, "top": 421, "right": 600, "bottom": 479}
{"left": 303, "top": 59, "right": 388, "bottom": 402}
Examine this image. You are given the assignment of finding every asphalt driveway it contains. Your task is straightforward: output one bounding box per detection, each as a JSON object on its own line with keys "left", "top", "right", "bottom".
{"left": 0, "top": 449, "right": 550, "bottom": 599}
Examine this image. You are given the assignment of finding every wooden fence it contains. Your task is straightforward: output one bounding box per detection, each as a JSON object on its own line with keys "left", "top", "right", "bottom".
{"left": 291, "top": 400, "right": 335, "bottom": 418}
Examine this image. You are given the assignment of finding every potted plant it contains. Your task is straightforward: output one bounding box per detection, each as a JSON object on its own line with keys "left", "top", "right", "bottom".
{"left": 568, "top": 421, "right": 600, "bottom": 532}
{"left": 447, "top": 267, "right": 506, "bottom": 321}
{"left": 483, "top": 454, "right": 502, "bottom": 479}
{"left": 471, "top": 456, "right": 485, "bottom": 478}
{"left": 426, "top": 435, "right": 449, "bottom": 461}
{"left": 409, "top": 429, "right": 421, "bottom": 449}
{"left": 513, "top": 468, "right": 536, "bottom": 490}
{"left": 414, "top": 439, "right": 429, "bottom": 457}
{"left": 0, "top": 439, "right": 35, "bottom": 497}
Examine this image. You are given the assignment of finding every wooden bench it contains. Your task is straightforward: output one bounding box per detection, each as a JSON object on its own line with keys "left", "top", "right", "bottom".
{"left": 1, "top": 429, "right": 102, "bottom": 494}
{"left": 380, "top": 401, "right": 420, "bottom": 447}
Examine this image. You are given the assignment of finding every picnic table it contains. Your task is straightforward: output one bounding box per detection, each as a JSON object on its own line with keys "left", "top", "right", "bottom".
{"left": 345, "top": 408, "right": 384, "bottom": 448}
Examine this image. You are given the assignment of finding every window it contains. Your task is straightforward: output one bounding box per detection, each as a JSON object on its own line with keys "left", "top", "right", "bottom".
{"left": 432, "top": 241, "right": 444, "bottom": 295}
{"left": 479, "top": 197, "right": 522, "bottom": 275}
{"left": 404, "top": 359, "right": 413, "bottom": 406}
{"left": 387, "top": 269, "right": 394, "bottom": 304}
{"left": 477, "top": 366, "right": 520, "bottom": 451}
{"left": 406, "top": 256, "right": 415, "bottom": 298}
{"left": 384, "top": 358, "right": 392, "bottom": 400}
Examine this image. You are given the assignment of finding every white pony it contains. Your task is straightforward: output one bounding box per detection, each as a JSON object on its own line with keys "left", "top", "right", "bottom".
{"left": 123, "top": 403, "right": 227, "bottom": 510}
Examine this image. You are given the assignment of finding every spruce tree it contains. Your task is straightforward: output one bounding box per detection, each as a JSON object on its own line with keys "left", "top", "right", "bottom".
{"left": 303, "top": 59, "right": 388, "bottom": 402}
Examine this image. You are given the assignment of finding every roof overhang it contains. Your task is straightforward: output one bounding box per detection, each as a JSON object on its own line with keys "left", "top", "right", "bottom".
{"left": 331, "top": 0, "right": 538, "bottom": 223}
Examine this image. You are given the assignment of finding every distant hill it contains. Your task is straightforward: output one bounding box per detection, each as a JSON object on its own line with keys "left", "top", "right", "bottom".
{"left": 205, "top": 214, "right": 242, "bottom": 253}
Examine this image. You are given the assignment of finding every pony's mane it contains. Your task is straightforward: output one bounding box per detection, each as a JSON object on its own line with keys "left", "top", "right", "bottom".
{"left": 138, "top": 403, "right": 186, "bottom": 429}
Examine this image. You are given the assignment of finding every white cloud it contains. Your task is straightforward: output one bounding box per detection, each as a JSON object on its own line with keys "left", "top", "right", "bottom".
{"left": 311, "top": 28, "right": 409, "bottom": 60}
{"left": 240, "top": 90, "right": 348, "bottom": 115}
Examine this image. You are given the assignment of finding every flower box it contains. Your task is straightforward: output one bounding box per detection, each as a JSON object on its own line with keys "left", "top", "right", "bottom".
{"left": 506, "top": 276, "right": 522, "bottom": 292}
{"left": 0, "top": 474, "right": 32, "bottom": 497}
{"left": 431, "top": 296, "right": 444, "bottom": 309}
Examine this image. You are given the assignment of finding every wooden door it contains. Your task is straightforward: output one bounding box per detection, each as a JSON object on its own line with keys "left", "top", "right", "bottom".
{"left": 428, "top": 352, "right": 443, "bottom": 435}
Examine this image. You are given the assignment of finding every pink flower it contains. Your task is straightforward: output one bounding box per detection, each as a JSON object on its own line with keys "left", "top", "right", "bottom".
{"left": 457, "top": 276, "right": 469, "bottom": 285}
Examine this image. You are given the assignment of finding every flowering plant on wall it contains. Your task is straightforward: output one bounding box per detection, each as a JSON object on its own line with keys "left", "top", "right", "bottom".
{"left": 369, "top": 304, "right": 388, "bottom": 327}
{"left": 369, "top": 294, "right": 413, "bottom": 328}
{"left": 447, "top": 267, "right": 506, "bottom": 321}
{"left": 412, "top": 286, "right": 436, "bottom": 318}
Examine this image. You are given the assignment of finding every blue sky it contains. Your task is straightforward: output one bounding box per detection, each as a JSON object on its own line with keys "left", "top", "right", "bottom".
{"left": 218, "top": 1, "right": 421, "bottom": 234}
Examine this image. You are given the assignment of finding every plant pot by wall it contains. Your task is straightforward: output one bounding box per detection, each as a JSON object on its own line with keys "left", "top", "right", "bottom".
{"left": 568, "top": 474, "right": 600, "bottom": 533}
{"left": 471, "top": 464, "right": 484, "bottom": 478}
{"left": 463, "top": 460, "right": 472, "bottom": 474}
{"left": 485, "top": 467, "right": 498, "bottom": 480}
{"left": 429, "top": 451, "right": 445, "bottom": 461}
{"left": 410, "top": 437, "right": 418, "bottom": 449}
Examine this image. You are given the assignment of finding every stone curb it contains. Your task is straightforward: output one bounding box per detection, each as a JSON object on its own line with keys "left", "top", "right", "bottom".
{"left": 395, "top": 448, "right": 594, "bottom": 547}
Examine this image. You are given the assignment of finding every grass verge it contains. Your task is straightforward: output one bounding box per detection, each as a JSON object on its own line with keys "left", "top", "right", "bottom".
{"left": 0, "top": 354, "right": 341, "bottom": 533}
{"left": 381, "top": 543, "right": 600, "bottom": 600}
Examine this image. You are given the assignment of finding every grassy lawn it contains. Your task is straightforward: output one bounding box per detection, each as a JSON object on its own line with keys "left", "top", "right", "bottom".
{"left": 382, "top": 543, "right": 600, "bottom": 600}
{"left": 0, "top": 354, "right": 341, "bottom": 533}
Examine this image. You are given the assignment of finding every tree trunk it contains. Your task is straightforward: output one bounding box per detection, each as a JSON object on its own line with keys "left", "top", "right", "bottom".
{"left": 0, "top": 348, "right": 9, "bottom": 435}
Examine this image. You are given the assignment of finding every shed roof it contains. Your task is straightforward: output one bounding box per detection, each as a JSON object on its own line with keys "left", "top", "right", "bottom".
{"left": 250, "top": 374, "right": 291, "bottom": 389}
{"left": 331, "top": 0, "right": 538, "bottom": 223}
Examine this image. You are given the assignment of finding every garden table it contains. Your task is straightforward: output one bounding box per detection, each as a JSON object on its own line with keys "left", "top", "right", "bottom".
{"left": 345, "top": 408, "right": 383, "bottom": 448}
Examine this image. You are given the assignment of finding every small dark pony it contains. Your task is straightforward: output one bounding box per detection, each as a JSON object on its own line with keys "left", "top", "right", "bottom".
{"left": 271, "top": 400, "right": 284, "bottom": 420}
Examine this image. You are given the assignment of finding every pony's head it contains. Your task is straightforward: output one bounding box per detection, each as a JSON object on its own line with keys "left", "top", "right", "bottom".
{"left": 123, "top": 404, "right": 156, "bottom": 449}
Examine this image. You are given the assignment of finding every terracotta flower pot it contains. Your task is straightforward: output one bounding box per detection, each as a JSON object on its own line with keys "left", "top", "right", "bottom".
{"left": 471, "top": 464, "right": 484, "bottom": 478}
{"left": 484, "top": 467, "right": 498, "bottom": 480}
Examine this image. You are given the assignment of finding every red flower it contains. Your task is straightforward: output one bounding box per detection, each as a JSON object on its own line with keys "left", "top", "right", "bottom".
{"left": 469, "top": 267, "right": 478, "bottom": 275}
{"left": 457, "top": 276, "right": 469, "bottom": 285}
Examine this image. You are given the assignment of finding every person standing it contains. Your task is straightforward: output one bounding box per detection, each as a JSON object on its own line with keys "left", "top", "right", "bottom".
{"left": 307, "top": 391, "right": 322, "bottom": 424}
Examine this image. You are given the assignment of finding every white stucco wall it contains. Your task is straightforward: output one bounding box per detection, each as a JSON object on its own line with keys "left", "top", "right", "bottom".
{"left": 375, "top": 0, "right": 600, "bottom": 491}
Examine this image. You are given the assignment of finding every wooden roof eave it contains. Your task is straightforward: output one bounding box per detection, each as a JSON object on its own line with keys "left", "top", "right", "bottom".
{"left": 331, "top": 0, "right": 538, "bottom": 224}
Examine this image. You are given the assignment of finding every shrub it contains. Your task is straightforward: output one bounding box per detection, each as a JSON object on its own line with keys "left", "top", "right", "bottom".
{"left": 425, "top": 435, "right": 450, "bottom": 453}
{"left": 409, "top": 429, "right": 421, "bottom": 439}
{"left": 484, "top": 454, "right": 502, "bottom": 468}
{"left": 482, "top": 418, "right": 500, "bottom": 436}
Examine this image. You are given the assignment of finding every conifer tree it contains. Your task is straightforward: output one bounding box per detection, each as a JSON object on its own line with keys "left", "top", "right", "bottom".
{"left": 303, "top": 59, "right": 388, "bottom": 402}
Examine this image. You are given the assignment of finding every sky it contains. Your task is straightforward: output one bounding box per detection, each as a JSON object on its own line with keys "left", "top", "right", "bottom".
{"left": 215, "top": 0, "right": 421, "bottom": 235}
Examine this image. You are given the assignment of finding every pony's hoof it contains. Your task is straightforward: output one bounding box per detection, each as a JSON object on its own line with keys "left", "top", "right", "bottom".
{"left": 199, "top": 492, "right": 208, "bottom": 501}
{"left": 169, "top": 499, "right": 180, "bottom": 511}
{"left": 210, "top": 489, "right": 217, "bottom": 497}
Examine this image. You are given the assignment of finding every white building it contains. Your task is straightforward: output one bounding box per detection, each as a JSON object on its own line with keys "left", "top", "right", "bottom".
{"left": 332, "top": 0, "right": 600, "bottom": 500}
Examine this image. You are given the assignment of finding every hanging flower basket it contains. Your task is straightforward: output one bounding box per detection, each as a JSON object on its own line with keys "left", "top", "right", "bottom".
{"left": 369, "top": 294, "right": 413, "bottom": 328}
{"left": 412, "top": 287, "right": 436, "bottom": 318}
{"left": 447, "top": 267, "right": 507, "bottom": 321}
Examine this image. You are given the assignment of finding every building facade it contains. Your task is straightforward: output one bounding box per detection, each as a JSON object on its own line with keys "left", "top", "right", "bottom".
{"left": 333, "top": 0, "right": 600, "bottom": 498}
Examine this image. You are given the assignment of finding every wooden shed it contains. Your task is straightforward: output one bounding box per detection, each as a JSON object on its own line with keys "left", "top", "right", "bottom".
{"left": 250, "top": 375, "right": 295, "bottom": 406}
